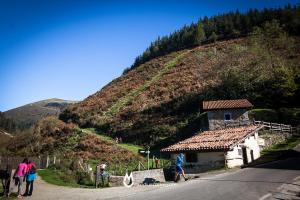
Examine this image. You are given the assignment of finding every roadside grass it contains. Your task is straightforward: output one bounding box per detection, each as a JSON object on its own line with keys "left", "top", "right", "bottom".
{"left": 244, "top": 135, "right": 300, "bottom": 167}
{"left": 0, "top": 183, "right": 17, "bottom": 200}
{"left": 38, "top": 169, "right": 80, "bottom": 188}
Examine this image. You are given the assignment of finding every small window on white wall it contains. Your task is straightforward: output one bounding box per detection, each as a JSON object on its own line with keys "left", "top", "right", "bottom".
{"left": 224, "top": 113, "right": 232, "bottom": 121}
{"left": 238, "top": 149, "right": 242, "bottom": 155}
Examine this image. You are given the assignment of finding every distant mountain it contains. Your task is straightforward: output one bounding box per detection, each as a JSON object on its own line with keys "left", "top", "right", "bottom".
{"left": 4, "top": 98, "right": 77, "bottom": 131}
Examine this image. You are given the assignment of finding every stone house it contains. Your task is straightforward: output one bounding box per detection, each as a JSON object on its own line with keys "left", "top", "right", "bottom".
{"left": 161, "top": 125, "right": 263, "bottom": 173}
{"left": 161, "top": 99, "right": 266, "bottom": 173}
{"left": 203, "top": 99, "right": 253, "bottom": 130}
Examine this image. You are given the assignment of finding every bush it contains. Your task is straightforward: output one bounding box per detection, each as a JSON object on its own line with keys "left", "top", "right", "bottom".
{"left": 249, "top": 108, "right": 300, "bottom": 126}
{"left": 249, "top": 109, "right": 279, "bottom": 122}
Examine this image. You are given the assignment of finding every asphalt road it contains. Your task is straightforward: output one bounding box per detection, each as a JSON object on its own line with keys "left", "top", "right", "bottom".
{"left": 123, "top": 157, "right": 300, "bottom": 200}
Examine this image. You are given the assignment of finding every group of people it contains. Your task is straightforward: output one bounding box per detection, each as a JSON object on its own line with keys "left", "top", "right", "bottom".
{"left": 13, "top": 158, "right": 37, "bottom": 199}
{"left": 115, "top": 136, "right": 123, "bottom": 144}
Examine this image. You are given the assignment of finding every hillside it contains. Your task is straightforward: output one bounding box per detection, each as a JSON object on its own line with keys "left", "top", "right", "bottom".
{"left": 61, "top": 21, "right": 300, "bottom": 147}
{"left": 2, "top": 117, "right": 141, "bottom": 164}
{"left": 3, "top": 98, "right": 77, "bottom": 131}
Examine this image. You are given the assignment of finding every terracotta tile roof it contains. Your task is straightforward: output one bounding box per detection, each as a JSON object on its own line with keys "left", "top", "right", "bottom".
{"left": 202, "top": 99, "right": 253, "bottom": 110}
{"left": 161, "top": 125, "right": 260, "bottom": 152}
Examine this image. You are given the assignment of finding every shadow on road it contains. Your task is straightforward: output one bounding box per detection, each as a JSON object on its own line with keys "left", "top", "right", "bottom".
{"left": 243, "top": 149, "right": 300, "bottom": 170}
{"left": 196, "top": 178, "right": 300, "bottom": 187}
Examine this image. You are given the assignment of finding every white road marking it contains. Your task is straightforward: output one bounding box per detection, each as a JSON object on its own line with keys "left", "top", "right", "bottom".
{"left": 259, "top": 193, "right": 272, "bottom": 200}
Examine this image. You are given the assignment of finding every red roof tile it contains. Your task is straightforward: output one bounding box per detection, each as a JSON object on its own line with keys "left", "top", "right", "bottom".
{"left": 203, "top": 99, "right": 253, "bottom": 110}
{"left": 161, "top": 125, "right": 261, "bottom": 152}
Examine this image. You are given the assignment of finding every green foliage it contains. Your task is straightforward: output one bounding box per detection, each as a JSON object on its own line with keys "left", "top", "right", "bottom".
{"left": 249, "top": 108, "right": 300, "bottom": 126}
{"left": 38, "top": 169, "right": 80, "bottom": 187}
{"left": 0, "top": 112, "right": 17, "bottom": 133}
{"left": 249, "top": 109, "right": 279, "bottom": 122}
{"left": 126, "top": 5, "right": 300, "bottom": 73}
{"left": 208, "top": 32, "right": 217, "bottom": 42}
{"left": 205, "top": 21, "right": 298, "bottom": 108}
{"left": 39, "top": 158, "right": 94, "bottom": 188}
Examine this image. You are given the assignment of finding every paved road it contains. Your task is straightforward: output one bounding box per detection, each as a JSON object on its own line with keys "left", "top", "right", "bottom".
{"left": 122, "top": 158, "right": 300, "bottom": 200}
{"left": 29, "top": 155, "right": 300, "bottom": 200}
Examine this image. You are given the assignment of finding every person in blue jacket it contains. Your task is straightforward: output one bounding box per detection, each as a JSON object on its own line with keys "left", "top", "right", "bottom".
{"left": 174, "top": 153, "right": 188, "bottom": 182}
{"left": 24, "top": 162, "right": 37, "bottom": 197}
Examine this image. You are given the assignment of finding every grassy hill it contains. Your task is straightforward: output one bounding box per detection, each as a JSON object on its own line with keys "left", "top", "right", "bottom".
{"left": 4, "top": 117, "right": 141, "bottom": 162}
{"left": 3, "top": 98, "right": 77, "bottom": 131}
{"left": 60, "top": 21, "right": 300, "bottom": 147}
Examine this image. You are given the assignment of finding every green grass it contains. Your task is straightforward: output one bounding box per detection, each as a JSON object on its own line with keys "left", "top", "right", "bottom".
{"left": 82, "top": 128, "right": 143, "bottom": 154}
{"left": 0, "top": 182, "right": 16, "bottom": 200}
{"left": 38, "top": 169, "right": 80, "bottom": 188}
{"left": 262, "top": 135, "right": 300, "bottom": 153}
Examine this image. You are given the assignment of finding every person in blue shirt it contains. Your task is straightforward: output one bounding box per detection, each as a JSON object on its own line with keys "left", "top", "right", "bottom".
{"left": 174, "top": 153, "right": 188, "bottom": 182}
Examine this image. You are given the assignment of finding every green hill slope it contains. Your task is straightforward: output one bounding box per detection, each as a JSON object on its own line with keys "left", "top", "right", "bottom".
{"left": 60, "top": 21, "right": 300, "bottom": 147}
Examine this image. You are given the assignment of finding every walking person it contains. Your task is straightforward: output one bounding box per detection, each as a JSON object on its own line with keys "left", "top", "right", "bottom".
{"left": 13, "top": 158, "right": 28, "bottom": 199}
{"left": 24, "top": 161, "right": 37, "bottom": 197}
{"left": 174, "top": 153, "right": 188, "bottom": 182}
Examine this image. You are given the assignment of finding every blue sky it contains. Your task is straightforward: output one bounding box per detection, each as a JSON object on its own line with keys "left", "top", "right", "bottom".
{"left": 0, "top": 0, "right": 298, "bottom": 111}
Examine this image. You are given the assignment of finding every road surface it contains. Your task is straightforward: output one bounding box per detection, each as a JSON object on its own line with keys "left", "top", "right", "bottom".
{"left": 123, "top": 157, "right": 300, "bottom": 200}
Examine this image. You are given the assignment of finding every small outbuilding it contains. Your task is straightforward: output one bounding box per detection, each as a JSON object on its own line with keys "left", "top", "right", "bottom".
{"left": 203, "top": 99, "right": 253, "bottom": 130}
{"left": 161, "top": 125, "right": 263, "bottom": 173}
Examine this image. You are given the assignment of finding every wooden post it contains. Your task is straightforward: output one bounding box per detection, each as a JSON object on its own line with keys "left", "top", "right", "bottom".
{"left": 53, "top": 156, "right": 56, "bottom": 165}
{"left": 270, "top": 123, "right": 272, "bottom": 134}
{"left": 46, "top": 155, "right": 49, "bottom": 168}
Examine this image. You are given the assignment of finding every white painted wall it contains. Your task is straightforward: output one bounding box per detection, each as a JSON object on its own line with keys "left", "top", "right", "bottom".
{"left": 225, "top": 131, "right": 261, "bottom": 168}
{"left": 169, "top": 131, "right": 263, "bottom": 172}
{"left": 225, "top": 146, "right": 243, "bottom": 168}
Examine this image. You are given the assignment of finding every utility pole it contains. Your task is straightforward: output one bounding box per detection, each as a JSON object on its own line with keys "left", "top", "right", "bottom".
{"left": 147, "top": 145, "right": 150, "bottom": 170}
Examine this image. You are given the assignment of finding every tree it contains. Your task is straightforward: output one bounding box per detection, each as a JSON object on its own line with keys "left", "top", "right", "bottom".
{"left": 194, "top": 22, "right": 206, "bottom": 45}
{"left": 209, "top": 32, "right": 218, "bottom": 42}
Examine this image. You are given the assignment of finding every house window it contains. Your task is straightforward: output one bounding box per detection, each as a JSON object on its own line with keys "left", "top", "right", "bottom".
{"left": 238, "top": 149, "right": 242, "bottom": 155}
{"left": 224, "top": 113, "right": 232, "bottom": 121}
{"left": 186, "top": 152, "right": 198, "bottom": 163}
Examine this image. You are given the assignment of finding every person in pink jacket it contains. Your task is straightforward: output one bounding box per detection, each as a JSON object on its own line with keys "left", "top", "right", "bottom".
{"left": 13, "top": 158, "right": 28, "bottom": 199}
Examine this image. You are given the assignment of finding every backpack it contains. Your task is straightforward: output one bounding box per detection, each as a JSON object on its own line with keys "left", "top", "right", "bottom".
{"left": 28, "top": 166, "right": 36, "bottom": 174}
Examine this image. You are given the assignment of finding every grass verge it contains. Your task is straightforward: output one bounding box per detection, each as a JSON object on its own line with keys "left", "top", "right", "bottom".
{"left": 38, "top": 169, "right": 80, "bottom": 188}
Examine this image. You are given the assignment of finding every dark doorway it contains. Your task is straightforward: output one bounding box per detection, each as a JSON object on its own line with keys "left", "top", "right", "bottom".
{"left": 250, "top": 150, "right": 254, "bottom": 162}
{"left": 242, "top": 147, "right": 248, "bottom": 164}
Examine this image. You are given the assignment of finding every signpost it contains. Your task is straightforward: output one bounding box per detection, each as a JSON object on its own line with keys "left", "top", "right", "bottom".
{"left": 138, "top": 146, "right": 150, "bottom": 170}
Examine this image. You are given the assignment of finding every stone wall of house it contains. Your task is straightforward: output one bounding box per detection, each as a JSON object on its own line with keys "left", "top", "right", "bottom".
{"left": 207, "top": 109, "right": 250, "bottom": 130}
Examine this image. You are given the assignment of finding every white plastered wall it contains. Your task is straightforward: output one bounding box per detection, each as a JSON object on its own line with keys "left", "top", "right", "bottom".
{"left": 225, "top": 131, "right": 261, "bottom": 168}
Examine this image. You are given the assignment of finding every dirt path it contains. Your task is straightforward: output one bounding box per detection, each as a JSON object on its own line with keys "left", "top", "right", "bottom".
{"left": 27, "top": 177, "right": 174, "bottom": 200}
